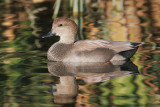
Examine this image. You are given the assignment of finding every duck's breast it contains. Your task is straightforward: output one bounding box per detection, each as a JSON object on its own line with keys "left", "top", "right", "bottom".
{"left": 47, "top": 43, "right": 73, "bottom": 61}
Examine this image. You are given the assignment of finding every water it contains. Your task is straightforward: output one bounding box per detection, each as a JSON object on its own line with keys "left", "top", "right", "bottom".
{"left": 0, "top": 0, "right": 160, "bottom": 107}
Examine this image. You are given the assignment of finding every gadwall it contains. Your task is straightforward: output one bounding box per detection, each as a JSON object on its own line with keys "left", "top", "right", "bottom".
{"left": 42, "top": 17, "right": 143, "bottom": 62}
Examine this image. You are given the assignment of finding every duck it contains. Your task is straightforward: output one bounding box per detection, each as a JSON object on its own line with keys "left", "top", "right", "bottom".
{"left": 42, "top": 17, "right": 143, "bottom": 62}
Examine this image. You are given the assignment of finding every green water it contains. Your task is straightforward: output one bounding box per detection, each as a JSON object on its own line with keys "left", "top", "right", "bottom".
{"left": 0, "top": 0, "right": 160, "bottom": 107}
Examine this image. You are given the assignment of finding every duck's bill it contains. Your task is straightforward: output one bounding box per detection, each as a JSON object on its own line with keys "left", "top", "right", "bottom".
{"left": 42, "top": 31, "right": 55, "bottom": 38}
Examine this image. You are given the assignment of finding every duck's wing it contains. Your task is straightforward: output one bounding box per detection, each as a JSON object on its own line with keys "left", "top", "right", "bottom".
{"left": 74, "top": 39, "right": 111, "bottom": 51}
{"left": 74, "top": 39, "right": 142, "bottom": 53}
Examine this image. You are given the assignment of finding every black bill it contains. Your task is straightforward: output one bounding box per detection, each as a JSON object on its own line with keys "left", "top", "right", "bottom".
{"left": 42, "top": 31, "right": 55, "bottom": 38}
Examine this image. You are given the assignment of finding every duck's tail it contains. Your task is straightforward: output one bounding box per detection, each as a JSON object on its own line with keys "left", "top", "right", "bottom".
{"left": 111, "top": 42, "right": 143, "bottom": 61}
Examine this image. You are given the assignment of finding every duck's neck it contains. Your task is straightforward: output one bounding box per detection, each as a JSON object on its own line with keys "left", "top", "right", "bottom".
{"left": 58, "top": 34, "right": 76, "bottom": 44}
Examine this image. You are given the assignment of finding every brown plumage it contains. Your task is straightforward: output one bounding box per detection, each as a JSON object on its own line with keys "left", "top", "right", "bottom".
{"left": 43, "top": 17, "right": 143, "bottom": 62}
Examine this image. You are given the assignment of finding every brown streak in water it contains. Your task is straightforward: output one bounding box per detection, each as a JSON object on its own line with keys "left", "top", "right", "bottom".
{"left": 76, "top": 77, "right": 92, "bottom": 107}
{"left": 142, "top": 55, "right": 160, "bottom": 96}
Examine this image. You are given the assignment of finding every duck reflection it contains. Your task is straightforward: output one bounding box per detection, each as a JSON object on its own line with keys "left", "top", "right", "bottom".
{"left": 52, "top": 76, "right": 77, "bottom": 104}
{"left": 47, "top": 60, "right": 139, "bottom": 104}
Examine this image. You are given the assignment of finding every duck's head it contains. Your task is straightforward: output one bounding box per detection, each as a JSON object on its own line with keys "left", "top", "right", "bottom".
{"left": 42, "top": 17, "right": 78, "bottom": 44}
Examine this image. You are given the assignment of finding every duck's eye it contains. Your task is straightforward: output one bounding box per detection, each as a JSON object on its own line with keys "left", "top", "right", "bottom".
{"left": 58, "top": 24, "right": 63, "bottom": 27}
